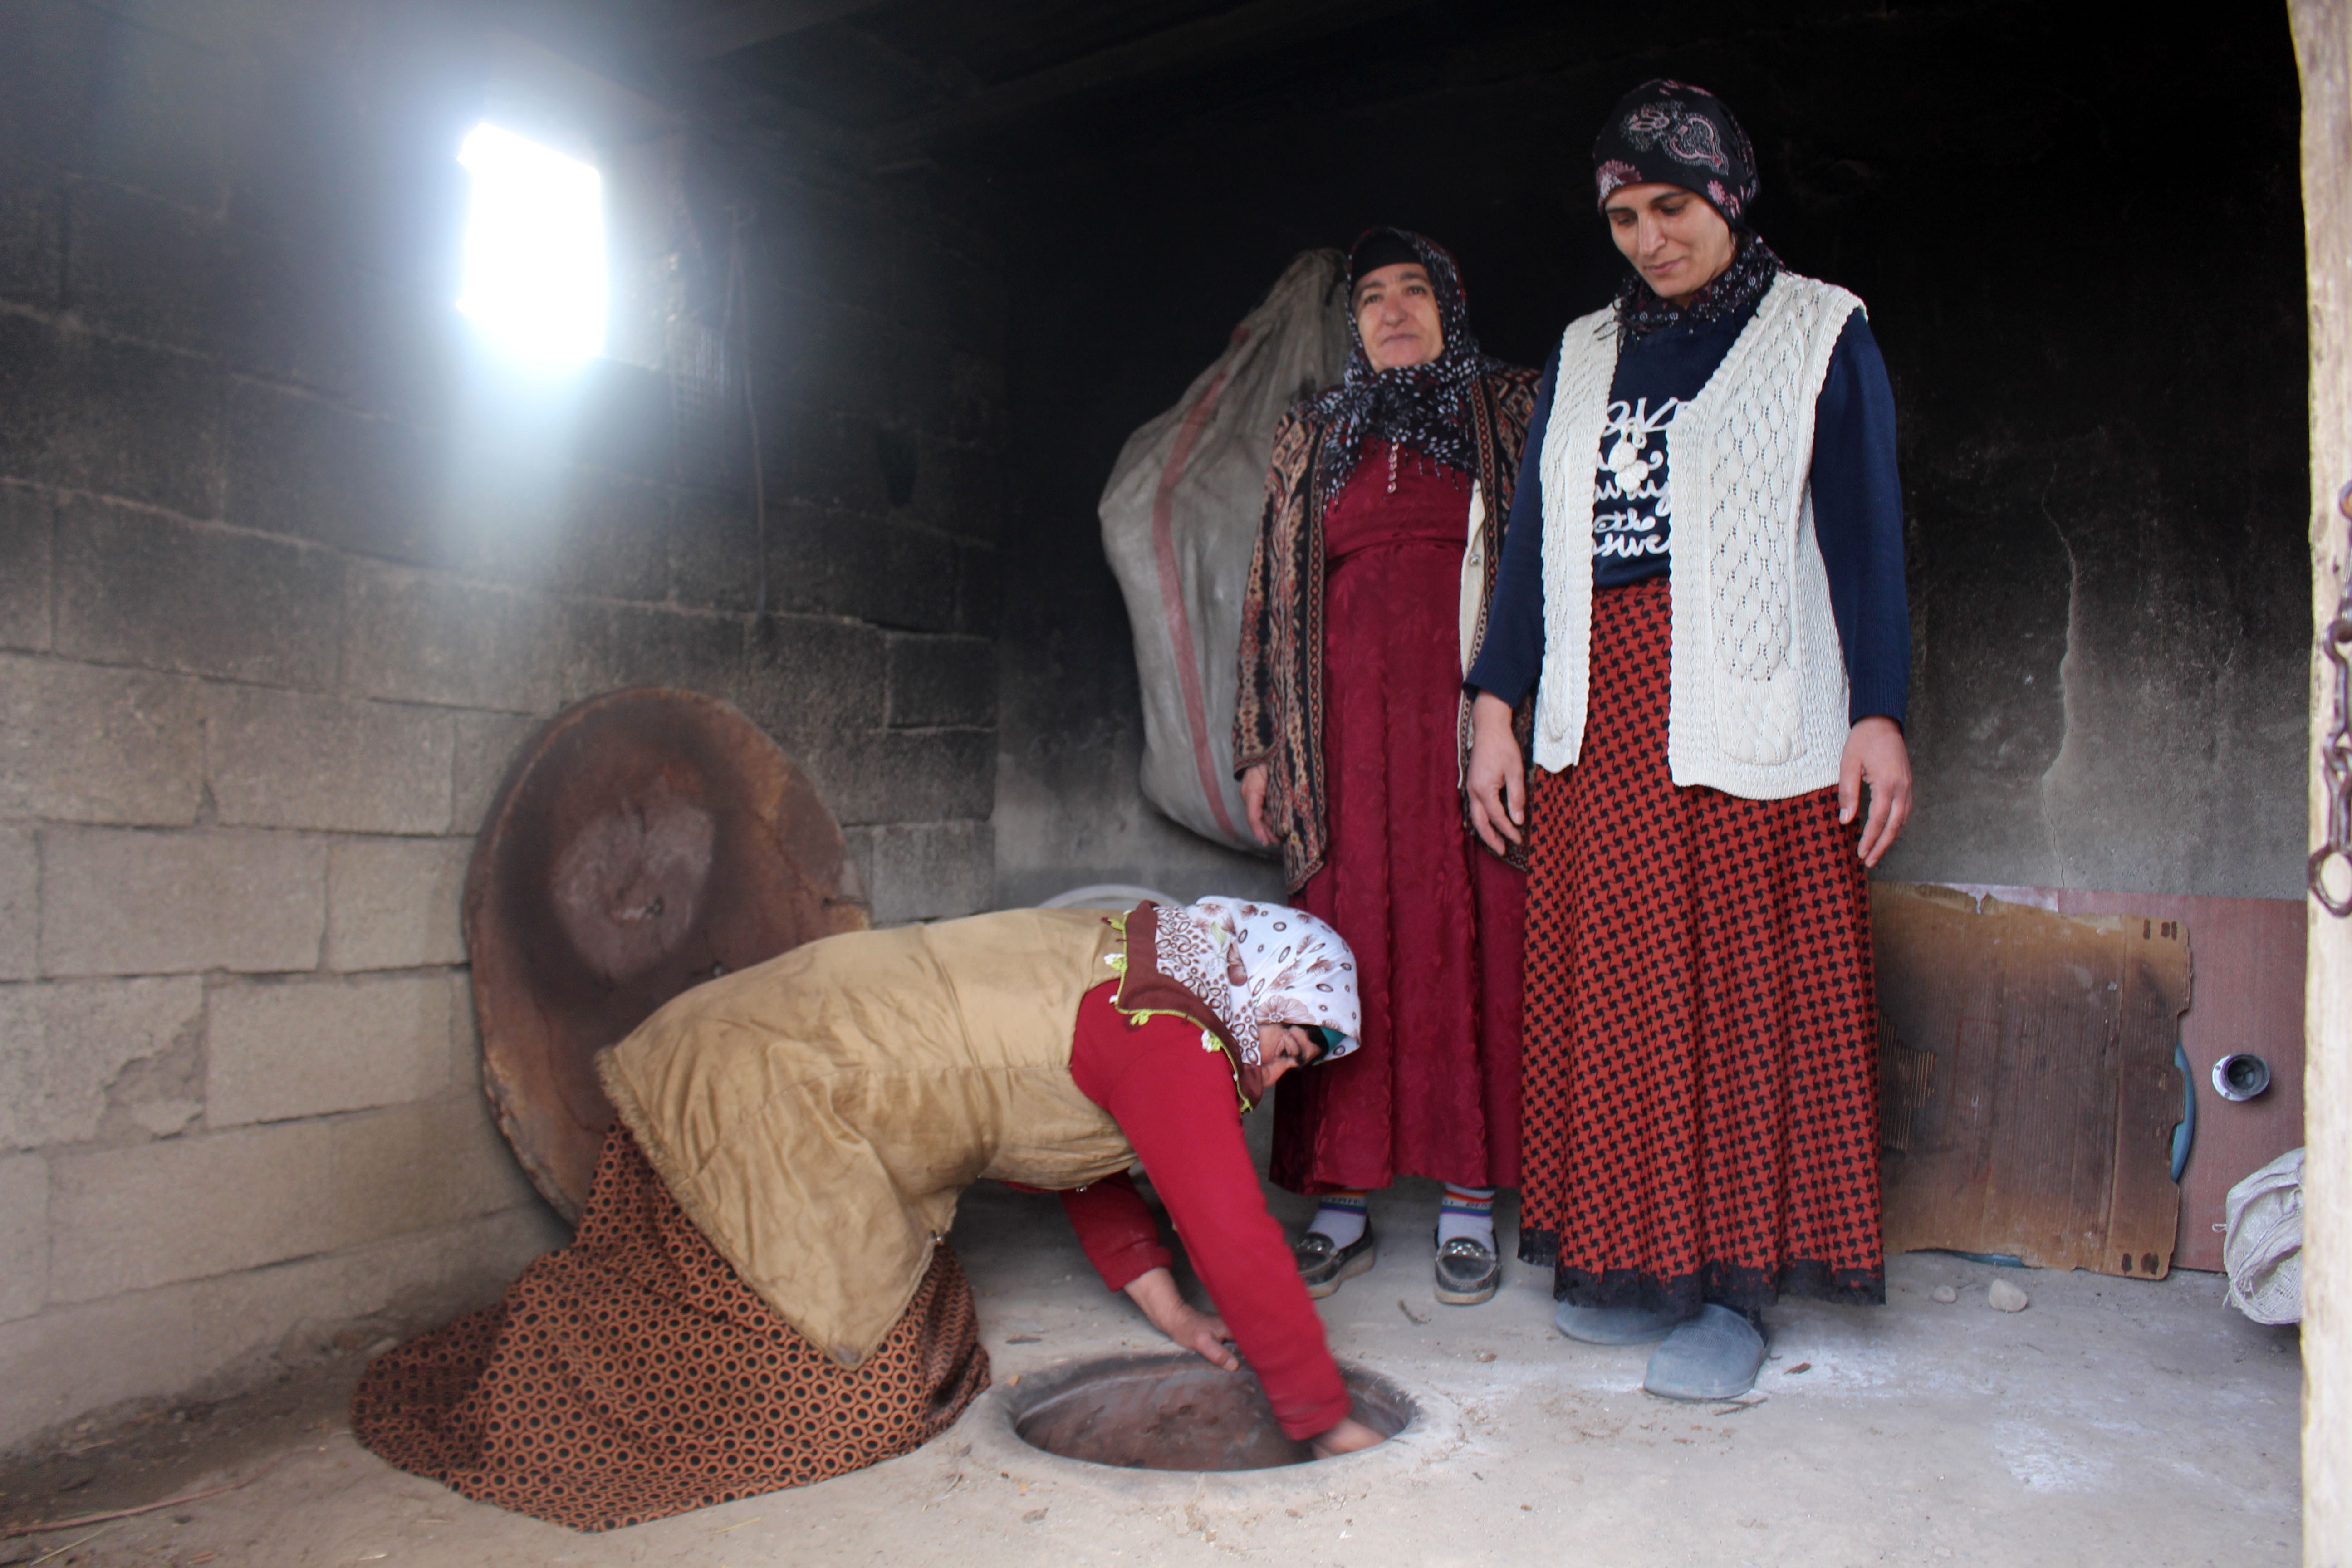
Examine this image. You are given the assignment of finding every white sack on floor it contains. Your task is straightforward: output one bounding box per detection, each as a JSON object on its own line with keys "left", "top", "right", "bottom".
{"left": 1098, "top": 249, "right": 1353, "bottom": 852}
{"left": 2221, "top": 1146, "right": 2303, "bottom": 1325}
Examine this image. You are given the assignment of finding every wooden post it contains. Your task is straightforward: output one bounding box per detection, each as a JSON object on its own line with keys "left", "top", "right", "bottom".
{"left": 2295, "top": 3, "right": 2352, "bottom": 1561}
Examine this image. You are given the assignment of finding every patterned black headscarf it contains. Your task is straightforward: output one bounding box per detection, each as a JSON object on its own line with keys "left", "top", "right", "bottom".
{"left": 1308, "top": 227, "right": 1504, "bottom": 510}
{"left": 1592, "top": 79, "right": 1784, "bottom": 343}
{"left": 1593, "top": 78, "right": 1759, "bottom": 225}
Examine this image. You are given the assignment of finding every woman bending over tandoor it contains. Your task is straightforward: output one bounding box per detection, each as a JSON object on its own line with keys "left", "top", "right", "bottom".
{"left": 352, "top": 898, "right": 1382, "bottom": 1531}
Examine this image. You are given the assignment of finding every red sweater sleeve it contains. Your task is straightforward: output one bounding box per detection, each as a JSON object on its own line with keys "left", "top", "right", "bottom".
{"left": 1060, "top": 1172, "right": 1173, "bottom": 1293}
{"left": 1067, "top": 983, "right": 1351, "bottom": 1440}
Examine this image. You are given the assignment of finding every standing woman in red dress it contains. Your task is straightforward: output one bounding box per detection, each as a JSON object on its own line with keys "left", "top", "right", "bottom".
{"left": 1234, "top": 229, "right": 1539, "bottom": 1306}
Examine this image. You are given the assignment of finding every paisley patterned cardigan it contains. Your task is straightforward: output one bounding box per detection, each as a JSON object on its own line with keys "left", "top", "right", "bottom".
{"left": 1233, "top": 366, "right": 1541, "bottom": 891}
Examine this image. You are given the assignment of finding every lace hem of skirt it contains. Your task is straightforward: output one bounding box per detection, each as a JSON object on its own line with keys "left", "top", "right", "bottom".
{"left": 1516, "top": 1229, "right": 1886, "bottom": 1314}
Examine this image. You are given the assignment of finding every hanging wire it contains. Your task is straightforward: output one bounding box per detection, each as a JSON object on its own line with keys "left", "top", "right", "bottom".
{"left": 2310, "top": 480, "right": 2352, "bottom": 915}
{"left": 722, "top": 201, "right": 769, "bottom": 629}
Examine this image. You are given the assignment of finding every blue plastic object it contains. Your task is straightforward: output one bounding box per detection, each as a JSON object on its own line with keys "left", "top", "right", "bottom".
{"left": 2170, "top": 1040, "right": 2196, "bottom": 1182}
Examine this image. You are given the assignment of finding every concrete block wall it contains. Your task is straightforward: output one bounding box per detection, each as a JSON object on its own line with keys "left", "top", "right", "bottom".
{"left": 0, "top": 0, "right": 1008, "bottom": 1448}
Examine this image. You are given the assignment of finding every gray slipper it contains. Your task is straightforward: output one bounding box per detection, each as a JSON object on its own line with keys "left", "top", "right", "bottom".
{"left": 1642, "top": 1305, "right": 1766, "bottom": 1400}
{"left": 1553, "top": 1300, "right": 1690, "bottom": 1345}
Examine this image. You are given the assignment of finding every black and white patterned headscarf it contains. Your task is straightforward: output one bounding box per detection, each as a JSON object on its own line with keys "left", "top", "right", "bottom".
{"left": 1308, "top": 227, "right": 1504, "bottom": 512}
{"left": 1592, "top": 80, "right": 1785, "bottom": 343}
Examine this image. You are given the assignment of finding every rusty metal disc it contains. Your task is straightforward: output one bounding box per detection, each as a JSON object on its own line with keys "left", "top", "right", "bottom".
{"left": 465, "top": 687, "right": 869, "bottom": 1221}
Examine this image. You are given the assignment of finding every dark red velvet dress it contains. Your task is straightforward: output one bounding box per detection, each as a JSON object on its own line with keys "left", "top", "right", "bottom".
{"left": 1270, "top": 440, "right": 1527, "bottom": 1196}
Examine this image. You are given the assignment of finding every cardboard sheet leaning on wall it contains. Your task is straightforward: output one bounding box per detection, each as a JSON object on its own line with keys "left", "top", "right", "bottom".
{"left": 1874, "top": 883, "right": 2189, "bottom": 1279}
{"left": 1099, "top": 250, "right": 1354, "bottom": 852}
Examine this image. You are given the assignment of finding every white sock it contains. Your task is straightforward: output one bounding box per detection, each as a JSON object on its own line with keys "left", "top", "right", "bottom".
{"left": 1436, "top": 1186, "right": 1496, "bottom": 1249}
{"left": 1308, "top": 1193, "right": 1370, "bottom": 1248}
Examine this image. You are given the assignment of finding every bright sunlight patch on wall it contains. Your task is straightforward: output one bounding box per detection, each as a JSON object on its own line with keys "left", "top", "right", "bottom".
{"left": 456, "top": 123, "right": 605, "bottom": 363}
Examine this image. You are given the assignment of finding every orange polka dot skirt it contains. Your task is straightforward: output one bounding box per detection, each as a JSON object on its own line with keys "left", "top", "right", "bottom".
{"left": 351, "top": 1127, "right": 988, "bottom": 1531}
{"left": 1514, "top": 579, "right": 1885, "bottom": 1317}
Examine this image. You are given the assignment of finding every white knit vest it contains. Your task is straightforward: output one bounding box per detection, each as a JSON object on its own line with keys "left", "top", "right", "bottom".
{"left": 1532, "top": 271, "right": 1863, "bottom": 798}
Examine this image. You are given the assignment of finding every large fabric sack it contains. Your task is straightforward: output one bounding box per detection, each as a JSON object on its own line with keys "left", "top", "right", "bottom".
{"left": 2221, "top": 1146, "right": 2303, "bottom": 1325}
{"left": 1100, "top": 250, "right": 1353, "bottom": 851}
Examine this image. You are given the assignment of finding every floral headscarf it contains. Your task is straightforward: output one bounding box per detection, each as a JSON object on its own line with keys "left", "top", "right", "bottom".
{"left": 1152, "top": 898, "right": 1361, "bottom": 1067}
{"left": 1592, "top": 79, "right": 1785, "bottom": 343}
{"left": 1306, "top": 227, "right": 1506, "bottom": 514}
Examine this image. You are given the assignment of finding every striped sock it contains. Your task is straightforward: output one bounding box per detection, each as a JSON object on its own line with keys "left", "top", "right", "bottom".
{"left": 1308, "top": 1190, "right": 1371, "bottom": 1248}
{"left": 1436, "top": 1186, "right": 1495, "bottom": 1248}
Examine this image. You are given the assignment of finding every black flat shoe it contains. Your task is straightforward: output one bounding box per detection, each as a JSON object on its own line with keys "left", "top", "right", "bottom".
{"left": 1294, "top": 1229, "right": 1377, "bottom": 1298}
{"left": 1433, "top": 1235, "right": 1500, "bottom": 1305}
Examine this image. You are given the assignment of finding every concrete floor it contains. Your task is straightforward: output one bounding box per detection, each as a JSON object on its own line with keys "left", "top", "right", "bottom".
{"left": 0, "top": 1178, "right": 2304, "bottom": 1567}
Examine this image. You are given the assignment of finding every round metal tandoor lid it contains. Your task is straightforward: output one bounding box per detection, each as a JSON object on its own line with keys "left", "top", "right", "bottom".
{"left": 464, "top": 687, "right": 868, "bottom": 1221}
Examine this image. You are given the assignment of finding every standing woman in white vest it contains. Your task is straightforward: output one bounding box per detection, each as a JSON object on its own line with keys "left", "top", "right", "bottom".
{"left": 1463, "top": 80, "right": 1912, "bottom": 1401}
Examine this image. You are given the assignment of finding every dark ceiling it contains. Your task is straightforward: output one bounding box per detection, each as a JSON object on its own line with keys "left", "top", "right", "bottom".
{"left": 707, "top": 0, "right": 1498, "bottom": 151}
{"left": 519, "top": 0, "right": 1891, "bottom": 174}
{"left": 516, "top": 0, "right": 1453, "bottom": 165}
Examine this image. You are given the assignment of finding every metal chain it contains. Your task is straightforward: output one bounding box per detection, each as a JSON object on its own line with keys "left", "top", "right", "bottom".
{"left": 2310, "top": 481, "right": 2352, "bottom": 914}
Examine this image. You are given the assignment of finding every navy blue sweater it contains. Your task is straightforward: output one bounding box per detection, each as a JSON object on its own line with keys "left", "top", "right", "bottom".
{"left": 1465, "top": 300, "right": 1909, "bottom": 728}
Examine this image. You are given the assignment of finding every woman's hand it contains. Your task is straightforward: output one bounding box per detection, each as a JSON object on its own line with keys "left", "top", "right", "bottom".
{"left": 1309, "top": 1416, "right": 1386, "bottom": 1458}
{"left": 1839, "top": 715, "right": 1913, "bottom": 867}
{"left": 1462, "top": 692, "right": 1525, "bottom": 853}
{"left": 1122, "top": 1266, "right": 1239, "bottom": 1372}
{"left": 1240, "top": 764, "right": 1274, "bottom": 848}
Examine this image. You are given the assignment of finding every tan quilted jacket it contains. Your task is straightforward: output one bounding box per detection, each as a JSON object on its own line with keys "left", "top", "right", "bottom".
{"left": 598, "top": 907, "right": 1139, "bottom": 1367}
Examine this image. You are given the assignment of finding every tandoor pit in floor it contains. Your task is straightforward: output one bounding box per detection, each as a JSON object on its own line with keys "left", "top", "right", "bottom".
{"left": 1009, "top": 1356, "right": 1418, "bottom": 1472}
{"left": 0, "top": 1180, "right": 2303, "bottom": 1568}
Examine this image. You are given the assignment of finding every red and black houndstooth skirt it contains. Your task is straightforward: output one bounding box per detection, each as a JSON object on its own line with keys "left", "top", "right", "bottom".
{"left": 351, "top": 1127, "right": 988, "bottom": 1531}
{"left": 1514, "top": 578, "right": 1884, "bottom": 1316}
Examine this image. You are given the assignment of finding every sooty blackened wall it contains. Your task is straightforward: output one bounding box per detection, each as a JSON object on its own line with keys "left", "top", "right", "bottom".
{"left": 992, "top": 0, "right": 2308, "bottom": 905}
